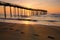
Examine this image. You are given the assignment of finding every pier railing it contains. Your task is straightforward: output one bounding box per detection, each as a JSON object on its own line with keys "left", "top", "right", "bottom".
{"left": 0, "top": 1, "right": 47, "bottom": 19}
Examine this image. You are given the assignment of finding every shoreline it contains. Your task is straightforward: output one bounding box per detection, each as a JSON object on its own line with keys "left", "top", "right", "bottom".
{"left": 0, "top": 18, "right": 60, "bottom": 27}
{"left": 0, "top": 22, "right": 60, "bottom": 27}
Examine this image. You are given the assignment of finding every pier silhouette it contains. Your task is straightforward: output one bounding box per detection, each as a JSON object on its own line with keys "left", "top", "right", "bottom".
{"left": 0, "top": 1, "right": 47, "bottom": 19}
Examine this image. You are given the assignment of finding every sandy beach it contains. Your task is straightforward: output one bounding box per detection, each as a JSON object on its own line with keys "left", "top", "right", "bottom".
{"left": 0, "top": 22, "right": 60, "bottom": 40}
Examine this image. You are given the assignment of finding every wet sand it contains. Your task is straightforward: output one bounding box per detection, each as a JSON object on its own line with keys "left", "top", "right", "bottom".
{"left": 0, "top": 22, "right": 60, "bottom": 40}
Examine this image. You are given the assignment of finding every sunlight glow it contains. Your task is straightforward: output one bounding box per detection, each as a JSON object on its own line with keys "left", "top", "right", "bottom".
{"left": 26, "top": 10, "right": 30, "bottom": 16}
{"left": 23, "top": 21, "right": 31, "bottom": 24}
{"left": 25, "top": 4, "right": 32, "bottom": 8}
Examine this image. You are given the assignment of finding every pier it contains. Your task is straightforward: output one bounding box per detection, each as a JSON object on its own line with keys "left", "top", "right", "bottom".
{"left": 0, "top": 1, "right": 47, "bottom": 19}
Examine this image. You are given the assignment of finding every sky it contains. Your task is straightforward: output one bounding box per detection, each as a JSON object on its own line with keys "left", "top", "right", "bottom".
{"left": 0, "top": 0, "right": 60, "bottom": 14}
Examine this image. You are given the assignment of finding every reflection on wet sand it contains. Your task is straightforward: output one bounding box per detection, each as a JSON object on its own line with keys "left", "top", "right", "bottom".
{"left": 0, "top": 22, "right": 60, "bottom": 40}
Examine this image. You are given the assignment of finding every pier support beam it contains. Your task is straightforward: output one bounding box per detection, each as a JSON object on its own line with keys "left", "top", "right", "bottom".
{"left": 38, "top": 11, "right": 40, "bottom": 16}
{"left": 10, "top": 6, "right": 12, "bottom": 18}
{"left": 14, "top": 7, "right": 16, "bottom": 17}
{"left": 29, "top": 10, "right": 31, "bottom": 16}
{"left": 36, "top": 11, "right": 38, "bottom": 16}
{"left": 4, "top": 6, "right": 6, "bottom": 19}
{"left": 32, "top": 11, "right": 34, "bottom": 16}
{"left": 31, "top": 10, "right": 33, "bottom": 16}
{"left": 34, "top": 11, "right": 37, "bottom": 16}
{"left": 23, "top": 9, "right": 25, "bottom": 16}
{"left": 20, "top": 8, "right": 23, "bottom": 17}
{"left": 43, "top": 11, "right": 47, "bottom": 15}
{"left": 17, "top": 8, "right": 19, "bottom": 19}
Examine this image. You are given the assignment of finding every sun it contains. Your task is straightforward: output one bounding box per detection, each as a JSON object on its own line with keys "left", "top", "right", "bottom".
{"left": 26, "top": 4, "right": 32, "bottom": 8}
{"left": 23, "top": 3, "right": 32, "bottom": 8}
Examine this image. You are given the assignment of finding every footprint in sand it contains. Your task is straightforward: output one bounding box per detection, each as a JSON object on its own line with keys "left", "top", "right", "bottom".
{"left": 48, "top": 36, "right": 55, "bottom": 39}
{"left": 20, "top": 32, "right": 24, "bottom": 34}
{"left": 32, "top": 34, "right": 40, "bottom": 36}
{"left": 2, "top": 28, "right": 8, "bottom": 30}
{"left": 9, "top": 28, "right": 14, "bottom": 30}
{"left": 16, "top": 30, "right": 20, "bottom": 31}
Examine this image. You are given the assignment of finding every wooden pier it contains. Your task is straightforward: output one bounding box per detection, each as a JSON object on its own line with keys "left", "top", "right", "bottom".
{"left": 0, "top": 1, "right": 47, "bottom": 19}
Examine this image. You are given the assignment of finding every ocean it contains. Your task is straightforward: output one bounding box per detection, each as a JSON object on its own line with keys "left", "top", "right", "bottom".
{"left": 0, "top": 14, "right": 60, "bottom": 26}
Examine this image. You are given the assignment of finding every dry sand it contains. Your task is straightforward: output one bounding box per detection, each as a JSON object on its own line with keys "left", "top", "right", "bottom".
{"left": 0, "top": 22, "right": 60, "bottom": 40}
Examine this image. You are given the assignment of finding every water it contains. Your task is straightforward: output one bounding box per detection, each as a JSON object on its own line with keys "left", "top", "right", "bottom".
{"left": 0, "top": 14, "right": 60, "bottom": 26}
